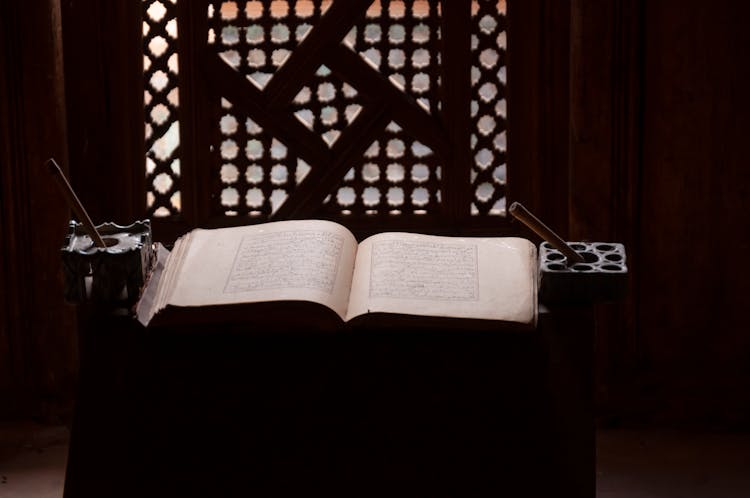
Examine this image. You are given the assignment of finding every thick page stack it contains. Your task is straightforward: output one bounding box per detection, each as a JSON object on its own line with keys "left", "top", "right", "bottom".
{"left": 136, "top": 220, "right": 538, "bottom": 330}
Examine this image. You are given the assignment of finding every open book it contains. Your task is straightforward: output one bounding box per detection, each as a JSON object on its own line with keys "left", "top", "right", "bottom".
{"left": 136, "top": 220, "right": 538, "bottom": 330}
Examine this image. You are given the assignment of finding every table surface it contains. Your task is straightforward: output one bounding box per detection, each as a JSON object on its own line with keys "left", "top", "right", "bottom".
{"left": 63, "top": 306, "right": 594, "bottom": 498}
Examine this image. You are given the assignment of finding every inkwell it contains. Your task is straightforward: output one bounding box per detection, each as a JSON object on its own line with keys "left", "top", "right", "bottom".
{"left": 47, "top": 158, "right": 154, "bottom": 307}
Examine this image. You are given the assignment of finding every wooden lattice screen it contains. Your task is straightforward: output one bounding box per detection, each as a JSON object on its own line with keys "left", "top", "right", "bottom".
{"left": 144, "top": 0, "right": 182, "bottom": 218}
{"left": 143, "top": 0, "right": 511, "bottom": 236}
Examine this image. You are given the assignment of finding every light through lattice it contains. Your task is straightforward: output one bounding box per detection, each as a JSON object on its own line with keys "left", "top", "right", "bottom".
{"left": 144, "top": 0, "right": 181, "bottom": 217}
{"left": 208, "top": 1, "right": 340, "bottom": 216}
{"left": 217, "top": 97, "right": 310, "bottom": 217}
{"left": 470, "top": 0, "right": 507, "bottom": 216}
{"left": 345, "top": 1, "right": 442, "bottom": 114}
{"left": 324, "top": 120, "right": 442, "bottom": 216}
{"left": 318, "top": 1, "right": 446, "bottom": 217}
{"left": 290, "top": 65, "right": 364, "bottom": 148}
{"left": 144, "top": 0, "right": 510, "bottom": 222}
{"left": 208, "top": 1, "right": 333, "bottom": 89}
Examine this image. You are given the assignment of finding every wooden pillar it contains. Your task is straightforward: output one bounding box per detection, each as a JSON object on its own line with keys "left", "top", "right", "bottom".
{"left": 567, "top": 0, "right": 644, "bottom": 419}
{"left": 440, "top": 0, "right": 472, "bottom": 227}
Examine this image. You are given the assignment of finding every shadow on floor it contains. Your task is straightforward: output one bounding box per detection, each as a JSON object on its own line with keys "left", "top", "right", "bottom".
{"left": 2, "top": 423, "right": 750, "bottom": 497}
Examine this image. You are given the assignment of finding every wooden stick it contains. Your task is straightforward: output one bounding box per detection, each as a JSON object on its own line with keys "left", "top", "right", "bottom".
{"left": 46, "top": 158, "right": 107, "bottom": 248}
{"left": 509, "top": 201, "right": 585, "bottom": 265}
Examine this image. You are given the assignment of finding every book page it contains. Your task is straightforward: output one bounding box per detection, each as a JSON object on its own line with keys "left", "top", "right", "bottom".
{"left": 135, "top": 242, "right": 171, "bottom": 326}
{"left": 166, "top": 220, "right": 358, "bottom": 321}
{"left": 346, "top": 232, "right": 537, "bottom": 325}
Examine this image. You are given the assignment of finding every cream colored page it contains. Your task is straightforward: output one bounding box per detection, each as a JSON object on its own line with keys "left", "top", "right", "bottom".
{"left": 156, "top": 231, "right": 191, "bottom": 312}
{"left": 135, "top": 243, "right": 171, "bottom": 326}
{"left": 167, "top": 220, "right": 358, "bottom": 320}
{"left": 346, "top": 233, "right": 537, "bottom": 324}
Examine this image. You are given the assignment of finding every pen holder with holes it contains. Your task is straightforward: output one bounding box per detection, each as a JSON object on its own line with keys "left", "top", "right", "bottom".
{"left": 61, "top": 220, "right": 154, "bottom": 305}
{"left": 539, "top": 242, "right": 628, "bottom": 304}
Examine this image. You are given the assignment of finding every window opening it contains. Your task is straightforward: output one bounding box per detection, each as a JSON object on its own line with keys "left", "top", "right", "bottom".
{"left": 142, "top": 0, "right": 508, "bottom": 224}
{"left": 143, "top": 0, "right": 181, "bottom": 218}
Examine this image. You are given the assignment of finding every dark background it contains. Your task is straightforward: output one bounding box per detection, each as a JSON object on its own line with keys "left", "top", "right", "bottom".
{"left": 1, "top": 0, "right": 748, "bottom": 429}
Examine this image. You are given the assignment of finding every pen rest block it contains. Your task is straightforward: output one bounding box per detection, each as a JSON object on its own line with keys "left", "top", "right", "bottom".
{"left": 61, "top": 220, "right": 154, "bottom": 305}
{"left": 539, "top": 241, "right": 627, "bottom": 304}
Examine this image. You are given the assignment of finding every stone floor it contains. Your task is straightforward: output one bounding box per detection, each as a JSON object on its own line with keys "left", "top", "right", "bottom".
{"left": 0, "top": 422, "right": 69, "bottom": 498}
{"left": 596, "top": 428, "right": 750, "bottom": 498}
{"left": 1, "top": 422, "right": 749, "bottom": 497}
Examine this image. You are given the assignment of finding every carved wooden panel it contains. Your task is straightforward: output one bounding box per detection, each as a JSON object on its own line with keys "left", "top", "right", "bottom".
{"left": 144, "top": 0, "right": 511, "bottom": 229}
{"left": 143, "top": 0, "right": 182, "bottom": 217}
{"left": 347, "top": 2, "right": 442, "bottom": 115}
{"left": 470, "top": 0, "right": 507, "bottom": 216}
{"left": 215, "top": 96, "right": 311, "bottom": 217}
{"left": 322, "top": 120, "right": 442, "bottom": 216}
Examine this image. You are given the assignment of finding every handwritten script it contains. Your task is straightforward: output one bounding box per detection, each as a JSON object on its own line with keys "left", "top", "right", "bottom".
{"left": 224, "top": 230, "right": 344, "bottom": 294}
{"left": 369, "top": 239, "right": 479, "bottom": 301}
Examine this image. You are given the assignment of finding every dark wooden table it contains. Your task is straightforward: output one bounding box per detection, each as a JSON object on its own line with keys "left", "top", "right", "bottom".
{"left": 64, "top": 305, "right": 593, "bottom": 498}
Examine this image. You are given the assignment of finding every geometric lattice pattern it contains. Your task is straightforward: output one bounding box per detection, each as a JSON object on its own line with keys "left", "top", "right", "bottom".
{"left": 323, "top": 121, "right": 442, "bottom": 216}
{"left": 143, "top": 0, "right": 511, "bottom": 223}
{"left": 345, "top": 1, "right": 442, "bottom": 115}
{"left": 470, "top": 0, "right": 507, "bottom": 216}
{"left": 289, "top": 65, "right": 365, "bottom": 148}
{"left": 206, "top": 0, "right": 446, "bottom": 218}
{"left": 216, "top": 97, "right": 309, "bottom": 217}
{"left": 208, "top": 1, "right": 337, "bottom": 217}
{"left": 144, "top": 0, "right": 181, "bottom": 217}
{"left": 317, "top": 0, "right": 445, "bottom": 216}
{"left": 207, "top": 1, "right": 333, "bottom": 90}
